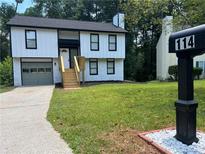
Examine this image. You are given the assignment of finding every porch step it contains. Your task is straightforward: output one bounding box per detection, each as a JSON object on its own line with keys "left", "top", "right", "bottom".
{"left": 63, "top": 74, "right": 76, "bottom": 78}
{"left": 62, "top": 69, "right": 79, "bottom": 88}
{"left": 63, "top": 82, "right": 80, "bottom": 88}
{"left": 65, "top": 69, "right": 75, "bottom": 73}
{"left": 63, "top": 81, "right": 79, "bottom": 88}
{"left": 64, "top": 80, "right": 78, "bottom": 83}
{"left": 64, "top": 73, "right": 75, "bottom": 76}
{"left": 63, "top": 76, "right": 77, "bottom": 80}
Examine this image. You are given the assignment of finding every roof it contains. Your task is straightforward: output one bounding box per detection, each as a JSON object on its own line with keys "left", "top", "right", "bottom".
{"left": 7, "top": 15, "right": 127, "bottom": 33}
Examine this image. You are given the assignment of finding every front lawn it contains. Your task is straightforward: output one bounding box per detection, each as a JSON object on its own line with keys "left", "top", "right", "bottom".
{"left": 0, "top": 85, "right": 13, "bottom": 93}
{"left": 47, "top": 80, "right": 205, "bottom": 154}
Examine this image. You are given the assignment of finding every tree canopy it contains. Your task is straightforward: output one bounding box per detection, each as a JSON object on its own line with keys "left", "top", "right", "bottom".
{"left": 0, "top": 3, "right": 15, "bottom": 61}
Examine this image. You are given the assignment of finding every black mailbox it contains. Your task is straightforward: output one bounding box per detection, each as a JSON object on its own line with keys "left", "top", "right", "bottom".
{"left": 168, "top": 25, "right": 205, "bottom": 145}
{"left": 169, "top": 24, "right": 205, "bottom": 55}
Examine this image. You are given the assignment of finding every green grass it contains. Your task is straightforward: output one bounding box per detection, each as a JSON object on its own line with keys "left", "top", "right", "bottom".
{"left": 47, "top": 80, "right": 205, "bottom": 154}
{"left": 0, "top": 85, "right": 13, "bottom": 93}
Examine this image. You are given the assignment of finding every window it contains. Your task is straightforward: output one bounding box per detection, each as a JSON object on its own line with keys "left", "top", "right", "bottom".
{"left": 107, "top": 59, "right": 115, "bottom": 74}
{"left": 90, "top": 34, "right": 99, "bottom": 51}
{"left": 89, "top": 59, "right": 98, "bottom": 75}
{"left": 22, "top": 68, "right": 29, "bottom": 73}
{"left": 196, "top": 61, "right": 203, "bottom": 68}
{"left": 25, "top": 30, "right": 37, "bottom": 49}
{"left": 38, "top": 68, "right": 45, "bottom": 73}
{"left": 108, "top": 35, "right": 117, "bottom": 51}
{"left": 46, "top": 68, "right": 52, "bottom": 72}
{"left": 196, "top": 61, "right": 205, "bottom": 75}
{"left": 30, "top": 68, "right": 37, "bottom": 73}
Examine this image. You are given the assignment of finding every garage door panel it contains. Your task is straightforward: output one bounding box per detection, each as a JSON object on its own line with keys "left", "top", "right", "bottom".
{"left": 22, "top": 62, "right": 53, "bottom": 85}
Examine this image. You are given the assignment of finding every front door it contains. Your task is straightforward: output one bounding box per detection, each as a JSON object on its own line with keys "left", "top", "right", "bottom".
{"left": 60, "top": 49, "right": 70, "bottom": 68}
{"left": 69, "top": 48, "right": 78, "bottom": 68}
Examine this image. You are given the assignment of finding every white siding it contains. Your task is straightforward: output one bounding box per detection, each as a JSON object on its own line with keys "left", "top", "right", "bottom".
{"left": 53, "top": 58, "right": 62, "bottom": 83}
{"left": 11, "top": 27, "right": 58, "bottom": 58}
{"left": 194, "top": 54, "right": 205, "bottom": 63}
{"left": 13, "top": 58, "right": 22, "bottom": 86}
{"left": 80, "top": 32, "right": 125, "bottom": 58}
{"left": 157, "top": 16, "right": 177, "bottom": 80}
{"left": 83, "top": 58, "right": 124, "bottom": 81}
{"left": 156, "top": 34, "right": 177, "bottom": 80}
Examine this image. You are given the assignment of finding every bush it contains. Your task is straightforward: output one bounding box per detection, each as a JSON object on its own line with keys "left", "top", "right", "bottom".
{"left": 0, "top": 56, "right": 13, "bottom": 86}
{"left": 193, "top": 67, "right": 203, "bottom": 80}
{"left": 168, "top": 65, "right": 178, "bottom": 81}
{"left": 168, "top": 65, "right": 203, "bottom": 81}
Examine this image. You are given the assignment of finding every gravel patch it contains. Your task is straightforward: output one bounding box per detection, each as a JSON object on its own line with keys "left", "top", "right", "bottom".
{"left": 146, "top": 129, "right": 205, "bottom": 154}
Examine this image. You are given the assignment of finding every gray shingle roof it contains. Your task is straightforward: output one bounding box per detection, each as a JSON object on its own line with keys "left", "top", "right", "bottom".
{"left": 7, "top": 15, "right": 127, "bottom": 33}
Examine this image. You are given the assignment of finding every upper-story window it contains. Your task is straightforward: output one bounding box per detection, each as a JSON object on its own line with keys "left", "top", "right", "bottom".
{"left": 25, "top": 30, "right": 37, "bottom": 49}
{"left": 90, "top": 34, "right": 99, "bottom": 51}
{"left": 108, "top": 34, "right": 117, "bottom": 51}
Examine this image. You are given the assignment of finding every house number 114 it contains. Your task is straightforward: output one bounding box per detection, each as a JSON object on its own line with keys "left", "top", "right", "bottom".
{"left": 175, "top": 35, "right": 195, "bottom": 51}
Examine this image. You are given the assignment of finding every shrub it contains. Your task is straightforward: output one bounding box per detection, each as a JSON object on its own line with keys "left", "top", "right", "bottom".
{"left": 168, "top": 65, "right": 178, "bottom": 81}
{"left": 0, "top": 56, "right": 13, "bottom": 86}
{"left": 168, "top": 65, "right": 203, "bottom": 80}
{"left": 193, "top": 67, "right": 203, "bottom": 80}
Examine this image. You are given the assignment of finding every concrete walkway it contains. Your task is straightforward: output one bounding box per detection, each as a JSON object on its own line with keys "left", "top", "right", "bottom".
{"left": 0, "top": 86, "right": 72, "bottom": 154}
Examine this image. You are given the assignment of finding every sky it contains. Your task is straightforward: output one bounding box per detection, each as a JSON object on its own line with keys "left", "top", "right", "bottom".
{"left": 0, "top": 0, "right": 34, "bottom": 13}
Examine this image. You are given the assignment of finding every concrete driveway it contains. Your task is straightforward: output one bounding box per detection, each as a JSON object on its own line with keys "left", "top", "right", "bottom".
{"left": 0, "top": 86, "right": 72, "bottom": 154}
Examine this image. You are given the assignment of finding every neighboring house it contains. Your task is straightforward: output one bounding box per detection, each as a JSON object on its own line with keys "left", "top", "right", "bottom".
{"left": 156, "top": 16, "right": 205, "bottom": 80}
{"left": 7, "top": 13, "right": 127, "bottom": 87}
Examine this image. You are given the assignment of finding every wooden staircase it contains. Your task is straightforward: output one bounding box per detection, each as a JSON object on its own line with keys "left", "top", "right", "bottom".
{"left": 59, "top": 56, "right": 85, "bottom": 89}
{"left": 62, "top": 69, "right": 80, "bottom": 88}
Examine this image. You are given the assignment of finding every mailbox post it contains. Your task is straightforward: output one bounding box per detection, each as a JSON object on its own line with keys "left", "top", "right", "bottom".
{"left": 169, "top": 24, "right": 205, "bottom": 145}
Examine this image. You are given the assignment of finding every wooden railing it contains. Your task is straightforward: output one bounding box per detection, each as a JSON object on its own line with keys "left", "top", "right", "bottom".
{"left": 59, "top": 55, "right": 85, "bottom": 87}
{"left": 59, "top": 55, "right": 65, "bottom": 73}
{"left": 74, "top": 56, "right": 80, "bottom": 85}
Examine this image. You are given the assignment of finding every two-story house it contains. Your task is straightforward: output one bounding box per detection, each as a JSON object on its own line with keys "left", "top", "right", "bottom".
{"left": 7, "top": 13, "right": 126, "bottom": 88}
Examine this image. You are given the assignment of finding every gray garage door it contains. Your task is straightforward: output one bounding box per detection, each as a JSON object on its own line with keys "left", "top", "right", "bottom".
{"left": 22, "top": 62, "right": 53, "bottom": 85}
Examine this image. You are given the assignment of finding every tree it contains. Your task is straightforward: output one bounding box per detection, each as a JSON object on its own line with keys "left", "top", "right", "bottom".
{"left": 77, "top": 0, "right": 121, "bottom": 22}
{"left": 0, "top": 56, "right": 13, "bottom": 85}
{"left": 193, "top": 67, "right": 203, "bottom": 80}
{"left": 25, "top": 0, "right": 122, "bottom": 22}
{"left": 171, "top": 0, "right": 205, "bottom": 27}
{"left": 61, "top": 0, "right": 79, "bottom": 20}
{"left": 24, "top": 3, "right": 43, "bottom": 17}
{"left": 0, "top": 3, "right": 15, "bottom": 61}
{"left": 168, "top": 65, "right": 178, "bottom": 80}
{"left": 121, "top": 0, "right": 175, "bottom": 81}
{"left": 15, "top": 0, "right": 23, "bottom": 13}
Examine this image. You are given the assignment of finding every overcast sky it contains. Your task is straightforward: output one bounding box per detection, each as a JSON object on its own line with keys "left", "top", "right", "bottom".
{"left": 0, "top": 0, "right": 33, "bottom": 13}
